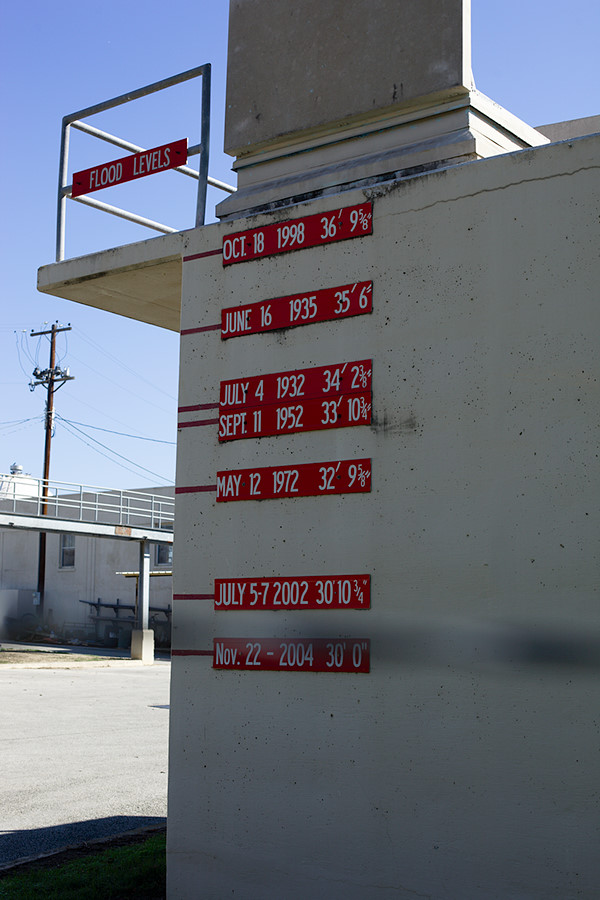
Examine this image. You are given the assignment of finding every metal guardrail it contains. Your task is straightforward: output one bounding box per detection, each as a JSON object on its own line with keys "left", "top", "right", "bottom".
{"left": 56, "top": 63, "right": 236, "bottom": 261}
{"left": 0, "top": 477, "right": 174, "bottom": 530}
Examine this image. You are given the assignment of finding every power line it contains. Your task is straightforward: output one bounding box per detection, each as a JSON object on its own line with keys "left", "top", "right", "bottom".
{"left": 0, "top": 417, "right": 41, "bottom": 438}
{"left": 77, "top": 328, "right": 177, "bottom": 402}
{"left": 60, "top": 417, "right": 176, "bottom": 444}
{"left": 21, "top": 332, "right": 37, "bottom": 366}
{"left": 0, "top": 416, "right": 41, "bottom": 427}
{"left": 14, "top": 332, "right": 32, "bottom": 377}
{"left": 66, "top": 350, "right": 175, "bottom": 417}
{"left": 56, "top": 415, "right": 173, "bottom": 485}
{"left": 0, "top": 423, "right": 39, "bottom": 438}
{"left": 58, "top": 418, "right": 172, "bottom": 484}
{"left": 55, "top": 329, "right": 69, "bottom": 367}
{"left": 59, "top": 392, "right": 164, "bottom": 440}
{"left": 33, "top": 332, "right": 44, "bottom": 368}
{"left": 58, "top": 419, "right": 161, "bottom": 484}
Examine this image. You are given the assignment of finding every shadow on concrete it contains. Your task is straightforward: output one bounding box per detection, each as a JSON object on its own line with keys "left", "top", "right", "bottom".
{"left": 0, "top": 815, "right": 166, "bottom": 869}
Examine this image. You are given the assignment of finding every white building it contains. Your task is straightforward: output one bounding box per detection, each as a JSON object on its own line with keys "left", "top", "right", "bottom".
{"left": 0, "top": 467, "right": 173, "bottom": 647}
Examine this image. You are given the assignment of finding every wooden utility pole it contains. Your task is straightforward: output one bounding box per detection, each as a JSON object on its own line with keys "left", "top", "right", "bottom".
{"left": 30, "top": 322, "right": 74, "bottom": 614}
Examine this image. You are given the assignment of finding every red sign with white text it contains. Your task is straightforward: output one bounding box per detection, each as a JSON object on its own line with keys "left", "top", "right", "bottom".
{"left": 216, "top": 458, "right": 371, "bottom": 502}
{"left": 222, "top": 202, "right": 373, "bottom": 265}
{"left": 218, "top": 392, "right": 372, "bottom": 440}
{"left": 218, "top": 360, "right": 372, "bottom": 441}
{"left": 71, "top": 139, "right": 187, "bottom": 198}
{"left": 221, "top": 281, "right": 373, "bottom": 338}
{"left": 213, "top": 637, "right": 370, "bottom": 672}
{"left": 220, "top": 360, "right": 372, "bottom": 409}
{"left": 214, "top": 575, "right": 371, "bottom": 611}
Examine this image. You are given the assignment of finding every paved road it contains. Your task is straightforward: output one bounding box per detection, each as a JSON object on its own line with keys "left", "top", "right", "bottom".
{"left": 0, "top": 648, "right": 170, "bottom": 867}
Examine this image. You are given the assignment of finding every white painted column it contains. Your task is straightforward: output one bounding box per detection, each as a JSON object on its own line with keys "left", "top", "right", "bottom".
{"left": 131, "top": 539, "right": 154, "bottom": 663}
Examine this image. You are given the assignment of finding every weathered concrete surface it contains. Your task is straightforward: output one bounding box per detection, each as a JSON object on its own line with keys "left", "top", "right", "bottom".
{"left": 536, "top": 114, "right": 600, "bottom": 142}
{"left": 216, "top": 87, "right": 549, "bottom": 219}
{"left": 225, "top": 0, "right": 473, "bottom": 155}
{"left": 37, "top": 231, "right": 186, "bottom": 332}
{"left": 169, "top": 134, "right": 600, "bottom": 898}
{"left": 0, "top": 655, "right": 169, "bottom": 866}
{"left": 131, "top": 629, "right": 155, "bottom": 664}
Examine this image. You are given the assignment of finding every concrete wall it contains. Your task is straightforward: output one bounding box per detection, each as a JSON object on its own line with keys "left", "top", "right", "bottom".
{"left": 168, "top": 134, "right": 600, "bottom": 898}
{"left": 225, "top": 0, "right": 473, "bottom": 155}
{"left": 0, "top": 530, "right": 38, "bottom": 596}
{"left": 537, "top": 114, "right": 600, "bottom": 142}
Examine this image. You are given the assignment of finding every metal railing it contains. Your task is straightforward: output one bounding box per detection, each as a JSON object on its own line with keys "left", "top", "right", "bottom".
{"left": 0, "top": 477, "right": 174, "bottom": 530}
{"left": 56, "top": 63, "right": 236, "bottom": 261}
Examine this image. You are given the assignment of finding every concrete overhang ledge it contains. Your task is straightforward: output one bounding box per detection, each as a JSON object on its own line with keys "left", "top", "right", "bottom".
{"left": 37, "top": 230, "right": 189, "bottom": 333}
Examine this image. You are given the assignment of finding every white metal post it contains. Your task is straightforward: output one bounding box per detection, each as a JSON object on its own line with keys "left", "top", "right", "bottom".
{"left": 138, "top": 540, "right": 150, "bottom": 630}
{"left": 131, "top": 539, "right": 154, "bottom": 664}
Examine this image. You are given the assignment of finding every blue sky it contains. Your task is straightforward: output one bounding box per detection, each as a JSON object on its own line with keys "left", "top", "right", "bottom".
{"left": 0, "top": 1, "right": 597, "bottom": 489}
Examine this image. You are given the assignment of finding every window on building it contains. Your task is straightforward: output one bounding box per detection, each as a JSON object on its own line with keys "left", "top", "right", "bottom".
{"left": 155, "top": 542, "right": 173, "bottom": 567}
{"left": 154, "top": 521, "right": 173, "bottom": 567}
{"left": 59, "top": 533, "right": 75, "bottom": 568}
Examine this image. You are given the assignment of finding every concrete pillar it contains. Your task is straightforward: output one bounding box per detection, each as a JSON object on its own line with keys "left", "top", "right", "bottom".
{"left": 131, "top": 628, "right": 154, "bottom": 665}
{"left": 217, "top": 0, "right": 546, "bottom": 220}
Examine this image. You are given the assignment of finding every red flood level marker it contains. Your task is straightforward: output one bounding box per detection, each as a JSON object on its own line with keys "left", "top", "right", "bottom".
{"left": 213, "top": 637, "right": 370, "bottom": 672}
{"left": 215, "top": 575, "right": 371, "bottom": 611}
{"left": 216, "top": 458, "right": 371, "bottom": 502}
{"left": 220, "top": 360, "right": 372, "bottom": 409}
{"left": 218, "top": 392, "right": 372, "bottom": 441}
{"left": 71, "top": 139, "right": 188, "bottom": 198}
{"left": 221, "top": 281, "right": 373, "bottom": 338}
{"left": 219, "top": 359, "right": 372, "bottom": 441}
{"left": 222, "top": 202, "right": 372, "bottom": 265}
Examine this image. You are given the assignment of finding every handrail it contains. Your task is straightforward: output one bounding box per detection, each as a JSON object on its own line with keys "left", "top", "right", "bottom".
{"left": 67, "top": 121, "right": 235, "bottom": 193}
{"left": 0, "top": 476, "right": 174, "bottom": 531}
{"left": 56, "top": 63, "right": 236, "bottom": 262}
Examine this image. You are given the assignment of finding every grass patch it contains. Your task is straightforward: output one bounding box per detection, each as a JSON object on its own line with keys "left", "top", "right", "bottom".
{"left": 0, "top": 831, "right": 165, "bottom": 899}
{"left": 0, "top": 650, "right": 103, "bottom": 665}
